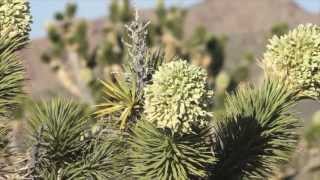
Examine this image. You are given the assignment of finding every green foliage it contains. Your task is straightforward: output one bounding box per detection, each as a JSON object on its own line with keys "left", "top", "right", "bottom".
{"left": 156, "top": 0, "right": 166, "bottom": 25}
{"left": 153, "top": 0, "right": 187, "bottom": 39}
{"left": 25, "top": 99, "right": 128, "bottom": 179}
{"left": 69, "top": 20, "right": 89, "bottom": 58}
{"left": 305, "top": 111, "right": 320, "bottom": 146}
{"left": 215, "top": 71, "right": 231, "bottom": 93}
{"left": 96, "top": 0, "right": 133, "bottom": 66}
{"left": 65, "top": 2, "right": 77, "bottom": 19}
{"left": 0, "top": 125, "right": 9, "bottom": 149}
{"left": 33, "top": 141, "right": 122, "bottom": 179}
{"left": 44, "top": 3, "right": 90, "bottom": 60}
{"left": 96, "top": 27, "right": 125, "bottom": 66}
{"left": 144, "top": 60, "right": 213, "bottom": 133}
{"left": 0, "top": 35, "right": 25, "bottom": 118}
{"left": 109, "top": 0, "right": 133, "bottom": 24}
{"left": 58, "top": 140, "right": 122, "bottom": 179}
{"left": 188, "top": 26, "right": 226, "bottom": 76}
{"left": 271, "top": 22, "right": 289, "bottom": 37}
{"left": 95, "top": 78, "right": 139, "bottom": 130}
{"left": 130, "top": 120, "right": 214, "bottom": 180}
{"left": 27, "top": 99, "right": 91, "bottom": 175}
{"left": 262, "top": 24, "right": 320, "bottom": 100}
{"left": 209, "top": 80, "right": 299, "bottom": 179}
{"left": 163, "top": 7, "right": 186, "bottom": 39}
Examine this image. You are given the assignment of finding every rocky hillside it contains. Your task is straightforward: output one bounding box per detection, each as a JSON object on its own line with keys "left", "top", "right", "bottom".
{"left": 21, "top": 0, "right": 320, "bottom": 117}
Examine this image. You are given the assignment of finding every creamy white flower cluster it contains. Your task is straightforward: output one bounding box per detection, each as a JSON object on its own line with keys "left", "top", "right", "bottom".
{"left": 144, "top": 60, "right": 213, "bottom": 133}
{"left": 262, "top": 24, "right": 320, "bottom": 100}
{"left": 0, "top": 0, "right": 32, "bottom": 38}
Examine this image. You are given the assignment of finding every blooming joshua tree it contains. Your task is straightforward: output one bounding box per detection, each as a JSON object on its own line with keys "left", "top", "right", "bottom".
{"left": 0, "top": 0, "right": 319, "bottom": 179}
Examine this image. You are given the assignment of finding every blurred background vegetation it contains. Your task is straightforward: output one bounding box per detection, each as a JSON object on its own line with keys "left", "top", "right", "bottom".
{"left": 13, "top": 0, "right": 320, "bottom": 179}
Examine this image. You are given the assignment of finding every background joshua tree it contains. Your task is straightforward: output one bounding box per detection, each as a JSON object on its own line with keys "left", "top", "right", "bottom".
{"left": 41, "top": 3, "right": 95, "bottom": 104}
{"left": 40, "top": 0, "right": 253, "bottom": 108}
{"left": 1, "top": 0, "right": 320, "bottom": 179}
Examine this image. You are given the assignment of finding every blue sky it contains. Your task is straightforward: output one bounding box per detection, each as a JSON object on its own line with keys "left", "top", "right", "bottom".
{"left": 295, "top": 0, "right": 320, "bottom": 13}
{"left": 29, "top": 0, "right": 320, "bottom": 39}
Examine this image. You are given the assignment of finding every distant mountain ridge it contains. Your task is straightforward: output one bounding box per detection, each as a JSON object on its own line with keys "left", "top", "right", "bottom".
{"left": 186, "top": 0, "right": 319, "bottom": 35}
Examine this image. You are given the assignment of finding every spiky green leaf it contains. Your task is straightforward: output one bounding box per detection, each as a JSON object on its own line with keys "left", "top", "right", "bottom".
{"left": 209, "top": 80, "right": 300, "bottom": 179}
{"left": 130, "top": 120, "right": 214, "bottom": 180}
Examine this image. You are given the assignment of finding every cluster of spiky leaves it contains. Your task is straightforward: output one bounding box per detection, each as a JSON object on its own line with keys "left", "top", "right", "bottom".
{"left": 26, "top": 99, "right": 90, "bottom": 176}
{"left": 0, "top": 0, "right": 32, "bottom": 39}
{"left": 144, "top": 60, "right": 213, "bottom": 133}
{"left": 0, "top": 35, "right": 25, "bottom": 118}
{"left": 95, "top": 78, "right": 139, "bottom": 130}
{"left": 209, "top": 80, "right": 299, "bottom": 179}
{"left": 130, "top": 120, "right": 214, "bottom": 180}
{"left": 35, "top": 141, "right": 123, "bottom": 179}
{"left": 262, "top": 24, "right": 320, "bottom": 100}
{"left": 0, "top": 35, "right": 25, "bottom": 178}
{"left": 57, "top": 139, "right": 123, "bottom": 179}
{"left": 26, "top": 99, "right": 121, "bottom": 179}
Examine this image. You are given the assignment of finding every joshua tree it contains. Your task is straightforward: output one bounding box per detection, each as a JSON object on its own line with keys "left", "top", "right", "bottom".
{"left": 41, "top": 2, "right": 95, "bottom": 104}
{"left": 1, "top": 0, "right": 320, "bottom": 179}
